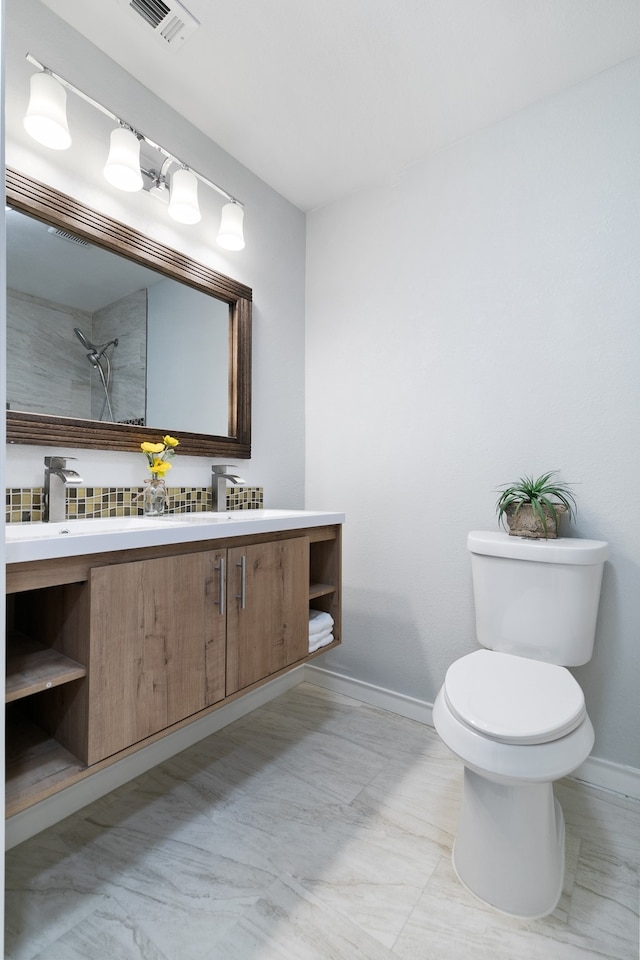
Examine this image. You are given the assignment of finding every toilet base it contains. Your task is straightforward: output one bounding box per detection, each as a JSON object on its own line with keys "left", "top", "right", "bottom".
{"left": 452, "top": 766, "right": 565, "bottom": 918}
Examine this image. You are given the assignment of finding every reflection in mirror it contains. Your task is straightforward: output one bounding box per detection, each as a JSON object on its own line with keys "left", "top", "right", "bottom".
{"left": 6, "top": 168, "right": 252, "bottom": 458}
{"left": 7, "top": 207, "right": 229, "bottom": 435}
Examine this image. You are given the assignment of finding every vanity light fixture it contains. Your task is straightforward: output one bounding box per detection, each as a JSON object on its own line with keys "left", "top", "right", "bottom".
{"left": 217, "top": 201, "right": 245, "bottom": 251}
{"left": 23, "top": 54, "right": 246, "bottom": 250}
{"left": 23, "top": 69, "right": 72, "bottom": 150}
{"left": 168, "top": 166, "right": 201, "bottom": 224}
{"left": 149, "top": 174, "right": 170, "bottom": 204}
{"left": 103, "top": 125, "right": 144, "bottom": 192}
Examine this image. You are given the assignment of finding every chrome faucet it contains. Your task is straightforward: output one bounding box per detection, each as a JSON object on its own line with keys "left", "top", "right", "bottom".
{"left": 211, "top": 464, "right": 245, "bottom": 511}
{"left": 43, "top": 456, "right": 83, "bottom": 522}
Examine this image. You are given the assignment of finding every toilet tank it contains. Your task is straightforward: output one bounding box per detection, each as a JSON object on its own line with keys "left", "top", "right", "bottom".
{"left": 468, "top": 532, "right": 609, "bottom": 666}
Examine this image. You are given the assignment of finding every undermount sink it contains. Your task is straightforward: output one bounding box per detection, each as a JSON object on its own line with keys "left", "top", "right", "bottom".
{"left": 5, "top": 510, "right": 326, "bottom": 542}
{"left": 161, "top": 509, "right": 306, "bottom": 523}
{"left": 159, "top": 512, "right": 237, "bottom": 523}
{"left": 5, "top": 517, "right": 176, "bottom": 540}
{"left": 4, "top": 510, "right": 306, "bottom": 541}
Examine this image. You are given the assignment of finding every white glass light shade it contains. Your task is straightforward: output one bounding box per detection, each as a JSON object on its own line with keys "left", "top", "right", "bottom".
{"left": 23, "top": 71, "right": 71, "bottom": 150}
{"left": 169, "top": 168, "right": 201, "bottom": 224}
{"left": 217, "top": 201, "right": 245, "bottom": 250}
{"left": 103, "top": 127, "right": 143, "bottom": 192}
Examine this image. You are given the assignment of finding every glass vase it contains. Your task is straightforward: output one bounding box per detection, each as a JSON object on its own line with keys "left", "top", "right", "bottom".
{"left": 143, "top": 477, "right": 167, "bottom": 516}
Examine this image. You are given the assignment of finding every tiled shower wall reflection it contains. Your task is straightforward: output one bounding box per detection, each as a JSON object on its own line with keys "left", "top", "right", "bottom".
{"left": 7, "top": 287, "right": 146, "bottom": 424}
{"left": 6, "top": 486, "right": 264, "bottom": 524}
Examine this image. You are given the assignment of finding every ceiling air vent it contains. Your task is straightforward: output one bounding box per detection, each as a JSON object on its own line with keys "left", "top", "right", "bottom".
{"left": 117, "top": 0, "right": 200, "bottom": 51}
{"left": 47, "top": 227, "right": 90, "bottom": 246}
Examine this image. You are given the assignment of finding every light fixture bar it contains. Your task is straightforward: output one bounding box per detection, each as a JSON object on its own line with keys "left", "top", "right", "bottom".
{"left": 25, "top": 53, "right": 243, "bottom": 207}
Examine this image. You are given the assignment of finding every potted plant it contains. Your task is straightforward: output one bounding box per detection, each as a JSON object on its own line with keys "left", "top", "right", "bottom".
{"left": 495, "top": 471, "right": 577, "bottom": 539}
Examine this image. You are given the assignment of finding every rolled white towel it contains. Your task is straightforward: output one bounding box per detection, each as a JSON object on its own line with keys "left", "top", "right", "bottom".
{"left": 309, "top": 609, "right": 334, "bottom": 636}
{"left": 309, "top": 632, "right": 334, "bottom": 653}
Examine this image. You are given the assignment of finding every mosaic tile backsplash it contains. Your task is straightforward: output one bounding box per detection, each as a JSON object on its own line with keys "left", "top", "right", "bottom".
{"left": 6, "top": 486, "right": 264, "bottom": 524}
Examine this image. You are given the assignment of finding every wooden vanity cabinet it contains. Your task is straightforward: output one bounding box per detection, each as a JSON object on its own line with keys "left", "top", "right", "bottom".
{"left": 226, "top": 537, "right": 309, "bottom": 695}
{"left": 5, "top": 524, "right": 342, "bottom": 817}
{"left": 88, "top": 538, "right": 309, "bottom": 761}
{"left": 87, "top": 551, "right": 226, "bottom": 764}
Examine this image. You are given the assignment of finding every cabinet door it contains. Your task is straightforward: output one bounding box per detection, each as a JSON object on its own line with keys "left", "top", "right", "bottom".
{"left": 226, "top": 537, "right": 309, "bottom": 695}
{"left": 87, "top": 551, "right": 225, "bottom": 764}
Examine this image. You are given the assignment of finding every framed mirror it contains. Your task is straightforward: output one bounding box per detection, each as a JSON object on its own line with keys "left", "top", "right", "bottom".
{"left": 6, "top": 167, "right": 252, "bottom": 458}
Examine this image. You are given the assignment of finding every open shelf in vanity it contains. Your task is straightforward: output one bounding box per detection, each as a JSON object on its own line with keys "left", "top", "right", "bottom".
{"left": 6, "top": 632, "right": 86, "bottom": 702}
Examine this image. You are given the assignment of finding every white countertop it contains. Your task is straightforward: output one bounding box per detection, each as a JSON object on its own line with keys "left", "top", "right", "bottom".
{"left": 6, "top": 509, "right": 345, "bottom": 564}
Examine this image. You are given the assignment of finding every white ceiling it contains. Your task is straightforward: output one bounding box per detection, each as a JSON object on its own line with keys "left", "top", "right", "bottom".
{"left": 40, "top": 0, "right": 640, "bottom": 211}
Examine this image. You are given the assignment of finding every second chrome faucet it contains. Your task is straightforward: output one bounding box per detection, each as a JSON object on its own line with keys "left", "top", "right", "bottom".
{"left": 211, "top": 464, "right": 245, "bottom": 511}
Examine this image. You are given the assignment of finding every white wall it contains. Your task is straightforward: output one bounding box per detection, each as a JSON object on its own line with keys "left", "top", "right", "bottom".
{"left": 4, "top": 0, "right": 306, "bottom": 505}
{"left": 306, "top": 57, "right": 640, "bottom": 771}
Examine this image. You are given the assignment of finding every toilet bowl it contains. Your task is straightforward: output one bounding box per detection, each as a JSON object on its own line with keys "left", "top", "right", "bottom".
{"left": 434, "top": 649, "right": 595, "bottom": 917}
{"left": 437, "top": 649, "right": 594, "bottom": 780}
{"left": 433, "top": 531, "right": 607, "bottom": 917}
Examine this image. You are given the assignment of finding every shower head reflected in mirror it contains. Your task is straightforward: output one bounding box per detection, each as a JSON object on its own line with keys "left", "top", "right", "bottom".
{"left": 73, "top": 326, "right": 95, "bottom": 351}
{"left": 73, "top": 327, "right": 119, "bottom": 421}
{"left": 73, "top": 327, "right": 119, "bottom": 360}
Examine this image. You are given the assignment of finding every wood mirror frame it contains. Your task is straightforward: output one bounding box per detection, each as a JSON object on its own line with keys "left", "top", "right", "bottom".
{"left": 6, "top": 167, "right": 252, "bottom": 458}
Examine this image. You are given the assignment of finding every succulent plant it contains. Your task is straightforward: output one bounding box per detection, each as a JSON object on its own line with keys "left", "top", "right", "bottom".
{"left": 496, "top": 471, "right": 577, "bottom": 537}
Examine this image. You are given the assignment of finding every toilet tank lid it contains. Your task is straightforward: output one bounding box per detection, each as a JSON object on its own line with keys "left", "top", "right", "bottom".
{"left": 468, "top": 531, "right": 609, "bottom": 565}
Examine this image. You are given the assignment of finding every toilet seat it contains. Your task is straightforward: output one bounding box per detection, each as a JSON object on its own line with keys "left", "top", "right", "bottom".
{"left": 443, "top": 649, "right": 585, "bottom": 745}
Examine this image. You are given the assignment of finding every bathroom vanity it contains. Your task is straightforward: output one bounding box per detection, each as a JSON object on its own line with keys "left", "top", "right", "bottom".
{"left": 5, "top": 510, "right": 343, "bottom": 818}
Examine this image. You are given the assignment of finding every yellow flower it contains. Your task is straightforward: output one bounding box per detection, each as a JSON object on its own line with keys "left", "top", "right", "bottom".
{"left": 141, "top": 434, "right": 179, "bottom": 479}
{"left": 149, "top": 459, "right": 172, "bottom": 475}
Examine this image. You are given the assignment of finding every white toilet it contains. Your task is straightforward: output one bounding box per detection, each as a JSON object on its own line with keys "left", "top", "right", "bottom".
{"left": 433, "top": 530, "right": 608, "bottom": 918}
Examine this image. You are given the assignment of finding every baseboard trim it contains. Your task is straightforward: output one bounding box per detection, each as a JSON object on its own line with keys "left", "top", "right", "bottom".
{"left": 5, "top": 667, "right": 303, "bottom": 850}
{"left": 303, "top": 665, "right": 640, "bottom": 801}
{"left": 303, "top": 664, "right": 434, "bottom": 725}
{"left": 571, "top": 756, "right": 640, "bottom": 801}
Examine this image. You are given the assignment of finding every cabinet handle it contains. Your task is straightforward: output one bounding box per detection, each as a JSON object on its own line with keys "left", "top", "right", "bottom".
{"left": 215, "top": 557, "right": 226, "bottom": 615}
{"left": 236, "top": 555, "right": 247, "bottom": 609}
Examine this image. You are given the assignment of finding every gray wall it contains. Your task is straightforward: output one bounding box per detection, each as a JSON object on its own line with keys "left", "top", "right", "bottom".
{"left": 306, "top": 57, "right": 640, "bottom": 772}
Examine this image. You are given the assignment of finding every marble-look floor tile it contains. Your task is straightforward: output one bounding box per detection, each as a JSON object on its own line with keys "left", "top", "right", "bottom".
{"left": 259, "top": 684, "right": 439, "bottom": 766}
{"left": 27, "top": 897, "right": 171, "bottom": 960}
{"left": 168, "top": 721, "right": 444, "bottom": 949}
{"left": 292, "top": 831, "right": 439, "bottom": 949}
{"left": 562, "top": 840, "right": 639, "bottom": 960}
{"left": 200, "top": 875, "right": 397, "bottom": 960}
{"left": 217, "top": 709, "right": 391, "bottom": 805}
{"left": 165, "top": 737, "right": 351, "bottom": 827}
{"left": 5, "top": 890, "right": 112, "bottom": 960}
{"left": 352, "top": 748, "right": 463, "bottom": 848}
{"left": 394, "top": 840, "right": 638, "bottom": 960}
{"left": 5, "top": 682, "right": 639, "bottom": 960}
{"left": 58, "top": 825, "right": 276, "bottom": 958}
